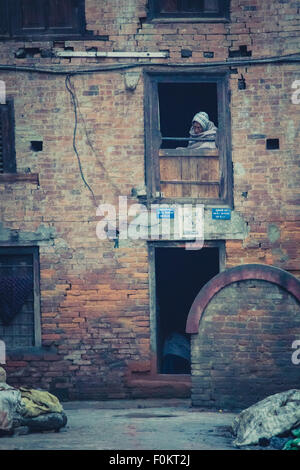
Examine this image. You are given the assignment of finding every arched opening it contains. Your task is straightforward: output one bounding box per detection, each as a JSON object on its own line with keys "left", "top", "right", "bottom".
{"left": 186, "top": 264, "right": 300, "bottom": 409}
{"left": 186, "top": 264, "right": 300, "bottom": 333}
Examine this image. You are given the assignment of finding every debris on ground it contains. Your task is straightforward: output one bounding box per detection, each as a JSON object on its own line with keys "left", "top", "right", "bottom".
{"left": 283, "top": 428, "right": 300, "bottom": 450}
{"left": 0, "top": 367, "right": 67, "bottom": 436}
{"left": 232, "top": 389, "right": 300, "bottom": 447}
{"left": 19, "top": 387, "right": 64, "bottom": 417}
{"left": 0, "top": 383, "right": 23, "bottom": 434}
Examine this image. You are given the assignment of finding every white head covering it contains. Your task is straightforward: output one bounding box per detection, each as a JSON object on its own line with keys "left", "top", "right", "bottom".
{"left": 188, "top": 112, "right": 218, "bottom": 149}
{"left": 192, "top": 112, "right": 210, "bottom": 131}
{"left": 0, "top": 367, "right": 6, "bottom": 383}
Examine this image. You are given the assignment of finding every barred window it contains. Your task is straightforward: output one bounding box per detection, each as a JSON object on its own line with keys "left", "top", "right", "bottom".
{"left": 0, "top": 247, "right": 41, "bottom": 350}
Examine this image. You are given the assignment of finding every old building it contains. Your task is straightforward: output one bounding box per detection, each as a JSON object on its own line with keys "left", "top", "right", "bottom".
{"left": 0, "top": 0, "right": 299, "bottom": 409}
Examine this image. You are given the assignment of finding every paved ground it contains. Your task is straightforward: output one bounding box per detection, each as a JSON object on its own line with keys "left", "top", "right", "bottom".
{"left": 0, "top": 398, "right": 241, "bottom": 450}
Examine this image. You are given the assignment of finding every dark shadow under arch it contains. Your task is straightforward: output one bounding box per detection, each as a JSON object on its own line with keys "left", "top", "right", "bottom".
{"left": 186, "top": 264, "right": 300, "bottom": 333}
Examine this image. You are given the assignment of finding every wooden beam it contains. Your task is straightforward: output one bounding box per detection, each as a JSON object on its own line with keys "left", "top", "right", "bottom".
{"left": 160, "top": 180, "right": 219, "bottom": 185}
{"left": 159, "top": 149, "right": 219, "bottom": 157}
{"left": 0, "top": 173, "right": 39, "bottom": 183}
{"left": 55, "top": 51, "right": 169, "bottom": 58}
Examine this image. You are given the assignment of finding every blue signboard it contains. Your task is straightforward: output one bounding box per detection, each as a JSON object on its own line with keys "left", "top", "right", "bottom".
{"left": 157, "top": 208, "right": 175, "bottom": 219}
{"left": 212, "top": 208, "right": 231, "bottom": 220}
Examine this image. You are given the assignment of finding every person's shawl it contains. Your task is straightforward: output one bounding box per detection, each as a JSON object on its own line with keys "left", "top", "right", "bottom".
{"left": 188, "top": 120, "right": 218, "bottom": 149}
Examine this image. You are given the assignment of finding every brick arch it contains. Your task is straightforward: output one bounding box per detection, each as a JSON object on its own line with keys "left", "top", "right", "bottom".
{"left": 186, "top": 264, "right": 300, "bottom": 334}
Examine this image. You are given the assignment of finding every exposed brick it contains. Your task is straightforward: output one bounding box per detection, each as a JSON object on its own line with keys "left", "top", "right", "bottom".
{"left": 0, "top": 0, "right": 299, "bottom": 402}
{"left": 191, "top": 281, "right": 300, "bottom": 410}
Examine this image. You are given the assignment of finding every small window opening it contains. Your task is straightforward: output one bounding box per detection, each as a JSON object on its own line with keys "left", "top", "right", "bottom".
{"left": 150, "top": 0, "right": 227, "bottom": 18}
{"left": 31, "top": 141, "right": 43, "bottom": 152}
{"left": 158, "top": 82, "right": 218, "bottom": 149}
{"left": 203, "top": 51, "right": 214, "bottom": 58}
{"left": 155, "top": 247, "right": 220, "bottom": 374}
{"left": 229, "top": 45, "right": 252, "bottom": 58}
{"left": 266, "top": 138, "right": 280, "bottom": 150}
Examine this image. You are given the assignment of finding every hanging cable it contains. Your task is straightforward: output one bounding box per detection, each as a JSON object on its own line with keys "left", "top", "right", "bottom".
{"left": 65, "top": 74, "right": 97, "bottom": 206}
{"left": 72, "top": 82, "right": 121, "bottom": 197}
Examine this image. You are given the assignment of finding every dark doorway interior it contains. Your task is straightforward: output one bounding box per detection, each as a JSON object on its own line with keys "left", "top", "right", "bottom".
{"left": 155, "top": 247, "right": 220, "bottom": 374}
{"left": 158, "top": 82, "right": 218, "bottom": 148}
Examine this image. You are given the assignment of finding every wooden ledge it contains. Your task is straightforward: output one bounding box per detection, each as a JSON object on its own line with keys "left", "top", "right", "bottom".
{"left": 159, "top": 148, "right": 219, "bottom": 157}
{"left": 0, "top": 173, "right": 39, "bottom": 184}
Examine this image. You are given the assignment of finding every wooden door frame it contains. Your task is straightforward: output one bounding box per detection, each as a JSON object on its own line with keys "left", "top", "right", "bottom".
{"left": 148, "top": 240, "right": 226, "bottom": 373}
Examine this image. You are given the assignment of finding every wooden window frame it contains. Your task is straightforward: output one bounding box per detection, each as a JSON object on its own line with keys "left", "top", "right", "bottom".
{"left": 0, "top": 246, "right": 41, "bottom": 350}
{"left": 0, "top": 100, "right": 16, "bottom": 174}
{"left": 0, "top": 0, "right": 87, "bottom": 40}
{"left": 0, "top": 98, "right": 40, "bottom": 183}
{"left": 147, "top": 0, "right": 230, "bottom": 22}
{"left": 144, "top": 70, "right": 233, "bottom": 207}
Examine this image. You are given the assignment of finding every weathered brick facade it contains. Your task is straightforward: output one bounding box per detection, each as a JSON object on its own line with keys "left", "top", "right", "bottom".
{"left": 191, "top": 279, "right": 300, "bottom": 409}
{"left": 0, "top": 0, "right": 299, "bottom": 405}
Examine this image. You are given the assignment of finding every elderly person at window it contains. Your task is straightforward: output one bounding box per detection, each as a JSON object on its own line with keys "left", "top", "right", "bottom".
{"left": 188, "top": 111, "right": 218, "bottom": 149}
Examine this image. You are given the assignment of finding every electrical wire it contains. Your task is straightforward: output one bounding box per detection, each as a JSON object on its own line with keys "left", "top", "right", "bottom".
{"left": 73, "top": 83, "right": 121, "bottom": 196}
{"left": 0, "top": 52, "right": 299, "bottom": 76}
{"left": 3, "top": 50, "right": 300, "bottom": 204}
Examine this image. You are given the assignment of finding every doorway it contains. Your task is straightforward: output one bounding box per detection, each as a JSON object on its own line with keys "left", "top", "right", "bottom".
{"left": 154, "top": 245, "right": 220, "bottom": 374}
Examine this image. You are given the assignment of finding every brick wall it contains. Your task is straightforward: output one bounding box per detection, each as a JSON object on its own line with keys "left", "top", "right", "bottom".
{"left": 0, "top": 0, "right": 299, "bottom": 400}
{"left": 191, "top": 280, "right": 300, "bottom": 410}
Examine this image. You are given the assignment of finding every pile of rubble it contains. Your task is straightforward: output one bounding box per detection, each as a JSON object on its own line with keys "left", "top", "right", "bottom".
{"left": 0, "top": 367, "right": 67, "bottom": 436}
